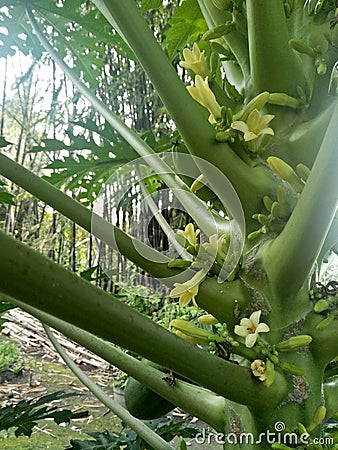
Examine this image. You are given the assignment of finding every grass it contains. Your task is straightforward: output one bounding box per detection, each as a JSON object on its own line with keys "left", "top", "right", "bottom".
{"left": 0, "top": 346, "right": 123, "bottom": 449}
{"left": 0, "top": 338, "right": 22, "bottom": 372}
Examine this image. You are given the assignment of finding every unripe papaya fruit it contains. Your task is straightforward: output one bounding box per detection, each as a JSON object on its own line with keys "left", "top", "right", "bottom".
{"left": 124, "top": 361, "right": 176, "bottom": 420}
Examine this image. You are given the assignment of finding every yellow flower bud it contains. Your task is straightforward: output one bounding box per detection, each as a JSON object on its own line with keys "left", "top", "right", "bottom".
{"left": 297, "top": 422, "right": 308, "bottom": 435}
{"left": 289, "top": 38, "right": 315, "bottom": 57}
{"left": 279, "top": 363, "right": 304, "bottom": 376}
{"left": 187, "top": 75, "right": 222, "bottom": 122}
{"left": 171, "top": 319, "right": 212, "bottom": 344}
{"left": 176, "top": 330, "right": 210, "bottom": 346}
{"left": 312, "top": 405, "right": 326, "bottom": 425}
{"left": 240, "top": 91, "right": 270, "bottom": 122}
{"left": 316, "top": 314, "right": 334, "bottom": 330}
{"left": 267, "top": 156, "right": 304, "bottom": 193}
{"left": 307, "top": 406, "right": 326, "bottom": 432}
{"left": 191, "top": 174, "right": 207, "bottom": 193}
{"left": 268, "top": 93, "right": 299, "bottom": 109}
{"left": 314, "top": 299, "right": 330, "bottom": 313}
{"left": 198, "top": 314, "right": 219, "bottom": 325}
{"left": 296, "top": 163, "right": 311, "bottom": 182}
{"left": 276, "top": 335, "right": 312, "bottom": 351}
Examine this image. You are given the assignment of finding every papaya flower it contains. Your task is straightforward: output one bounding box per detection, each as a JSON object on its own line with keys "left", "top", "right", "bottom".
{"left": 177, "top": 223, "right": 200, "bottom": 246}
{"left": 180, "top": 43, "right": 210, "bottom": 78}
{"left": 169, "top": 270, "right": 206, "bottom": 307}
{"left": 234, "top": 310, "right": 270, "bottom": 348}
{"left": 231, "top": 109, "right": 274, "bottom": 142}
{"left": 251, "top": 359, "right": 267, "bottom": 382}
{"left": 202, "top": 233, "right": 228, "bottom": 259}
{"left": 187, "top": 75, "right": 222, "bottom": 123}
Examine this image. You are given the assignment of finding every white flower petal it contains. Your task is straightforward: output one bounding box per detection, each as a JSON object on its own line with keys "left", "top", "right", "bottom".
{"left": 258, "top": 113, "right": 275, "bottom": 128}
{"left": 232, "top": 109, "right": 274, "bottom": 143}
{"left": 246, "top": 109, "right": 261, "bottom": 131}
{"left": 179, "top": 292, "right": 193, "bottom": 307}
{"left": 239, "top": 318, "right": 252, "bottom": 328}
{"left": 234, "top": 325, "right": 249, "bottom": 337}
{"left": 257, "top": 127, "right": 274, "bottom": 137}
{"left": 256, "top": 323, "right": 270, "bottom": 333}
{"left": 170, "top": 271, "right": 206, "bottom": 307}
{"left": 246, "top": 333, "right": 258, "bottom": 348}
{"left": 249, "top": 310, "right": 262, "bottom": 327}
{"left": 170, "top": 283, "right": 186, "bottom": 297}
{"left": 231, "top": 120, "right": 249, "bottom": 133}
{"left": 243, "top": 131, "right": 258, "bottom": 142}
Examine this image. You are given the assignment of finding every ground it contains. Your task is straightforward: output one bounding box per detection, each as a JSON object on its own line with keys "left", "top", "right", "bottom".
{"left": 0, "top": 308, "right": 124, "bottom": 449}
{"left": 0, "top": 308, "right": 224, "bottom": 449}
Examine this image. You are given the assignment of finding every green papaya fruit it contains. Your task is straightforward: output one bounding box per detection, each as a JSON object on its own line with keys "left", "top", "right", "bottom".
{"left": 124, "top": 361, "right": 176, "bottom": 420}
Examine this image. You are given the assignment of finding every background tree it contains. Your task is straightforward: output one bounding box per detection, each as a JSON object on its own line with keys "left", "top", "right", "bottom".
{"left": 0, "top": 0, "right": 337, "bottom": 449}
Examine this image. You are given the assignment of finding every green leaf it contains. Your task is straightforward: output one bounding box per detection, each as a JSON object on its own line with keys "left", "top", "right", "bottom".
{"left": 164, "top": 0, "right": 207, "bottom": 60}
{"left": 156, "top": 420, "right": 198, "bottom": 441}
{"left": 68, "top": 430, "right": 131, "bottom": 450}
{"left": 0, "top": 391, "right": 78, "bottom": 437}
{"left": 0, "top": 2, "right": 44, "bottom": 59}
{"left": 35, "top": 0, "right": 136, "bottom": 64}
{"left": 141, "top": 0, "right": 163, "bottom": 12}
{"left": 68, "top": 421, "right": 199, "bottom": 449}
{"left": 0, "top": 300, "right": 15, "bottom": 331}
{"left": 80, "top": 266, "right": 116, "bottom": 282}
{"left": 30, "top": 138, "right": 68, "bottom": 152}
{"left": 0, "top": 137, "right": 11, "bottom": 148}
{"left": 0, "top": 300, "right": 14, "bottom": 315}
{"left": 37, "top": 122, "right": 175, "bottom": 205}
{"left": 0, "top": 192, "right": 15, "bottom": 205}
{"left": 0, "top": 43, "right": 16, "bottom": 58}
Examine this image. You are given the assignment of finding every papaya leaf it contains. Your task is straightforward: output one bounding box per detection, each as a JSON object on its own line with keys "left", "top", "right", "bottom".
{"left": 0, "top": 391, "right": 78, "bottom": 437}
{"left": 35, "top": 0, "right": 136, "bottom": 76}
{"left": 68, "top": 430, "right": 132, "bottom": 450}
{"left": 0, "top": 299, "right": 15, "bottom": 331}
{"left": 0, "top": 1, "right": 44, "bottom": 58}
{"left": 0, "top": 137, "right": 12, "bottom": 148}
{"left": 1, "top": 0, "right": 135, "bottom": 86}
{"left": 67, "top": 421, "right": 198, "bottom": 449}
{"left": 0, "top": 300, "right": 14, "bottom": 315}
{"left": 80, "top": 266, "right": 117, "bottom": 282}
{"left": 0, "top": 192, "right": 15, "bottom": 205}
{"left": 42, "top": 154, "right": 120, "bottom": 205}
{"left": 0, "top": 41, "right": 16, "bottom": 58}
{"left": 164, "top": 0, "right": 207, "bottom": 60}
{"left": 36, "top": 123, "right": 177, "bottom": 204}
